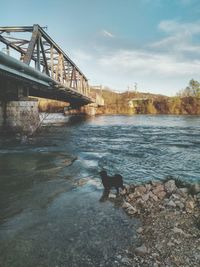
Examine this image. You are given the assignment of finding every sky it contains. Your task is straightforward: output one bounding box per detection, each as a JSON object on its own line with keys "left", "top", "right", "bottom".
{"left": 1, "top": 0, "right": 200, "bottom": 96}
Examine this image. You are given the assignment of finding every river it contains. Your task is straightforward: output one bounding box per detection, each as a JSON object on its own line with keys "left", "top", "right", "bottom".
{"left": 0, "top": 115, "right": 200, "bottom": 267}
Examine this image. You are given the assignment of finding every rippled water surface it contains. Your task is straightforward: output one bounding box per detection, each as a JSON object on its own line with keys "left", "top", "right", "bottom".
{"left": 0, "top": 115, "right": 200, "bottom": 266}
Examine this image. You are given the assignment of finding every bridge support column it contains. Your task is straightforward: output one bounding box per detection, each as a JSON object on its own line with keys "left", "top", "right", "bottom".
{"left": 0, "top": 99, "right": 40, "bottom": 135}
{"left": 81, "top": 104, "right": 97, "bottom": 116}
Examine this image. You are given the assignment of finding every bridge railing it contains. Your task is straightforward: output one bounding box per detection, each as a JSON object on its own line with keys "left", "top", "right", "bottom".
{"left": 0, "top": 24, "right": 90, "bottom": 97}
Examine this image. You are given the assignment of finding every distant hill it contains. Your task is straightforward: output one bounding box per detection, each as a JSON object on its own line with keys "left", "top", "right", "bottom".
{"left": 91, "top": 87, "right": 200, "bottom": 115}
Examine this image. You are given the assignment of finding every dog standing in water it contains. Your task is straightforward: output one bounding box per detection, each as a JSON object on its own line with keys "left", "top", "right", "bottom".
{"left": 99, "top": 170, "right": 125, "bottom": 197}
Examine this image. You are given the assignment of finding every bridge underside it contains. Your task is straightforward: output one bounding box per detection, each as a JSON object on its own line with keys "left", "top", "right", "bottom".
{"left": 0, "top": 70, "right": 92, "bottom": 107}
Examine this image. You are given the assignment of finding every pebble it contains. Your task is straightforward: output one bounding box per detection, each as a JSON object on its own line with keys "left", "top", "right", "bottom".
{"left": 164, "top": 179, "right": 177, "bottom": 194}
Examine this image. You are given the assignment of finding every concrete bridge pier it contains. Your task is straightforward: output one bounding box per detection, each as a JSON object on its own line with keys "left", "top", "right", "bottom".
{"left": 0, "top": 84, "right": 40, "bottom": 135}
{"left": 80, "top": 104, "right": 97, "bottom": 116}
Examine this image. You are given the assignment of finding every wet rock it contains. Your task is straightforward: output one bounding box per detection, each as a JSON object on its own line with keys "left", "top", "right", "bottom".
{"left": 136, "top": 227, "right": 144, "bottom": 234}
{"left": 116, "top": 255, "right": 122, "bottom": 260}
{"left": 164, "top": 179, "right": 177, "bottom": 194}
{"left": 122, "top": 201, "right": 133, "bottom": 209}
{"left": 121, "top": 257, "right": 130, "bottom": 264}
{"left": 127, "top": 206, "right": 138, "bottom": 215}
{"left": 135, "top": 244, "right": 149, "bottom": 256}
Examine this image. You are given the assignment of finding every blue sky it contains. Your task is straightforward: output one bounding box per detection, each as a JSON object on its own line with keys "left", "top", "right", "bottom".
{"left": 1, "top": 0, "right": 200, "bottom": 95}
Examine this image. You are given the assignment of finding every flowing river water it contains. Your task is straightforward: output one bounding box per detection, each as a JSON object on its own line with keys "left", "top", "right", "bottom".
{"left": 0, "top": 115, "right": 200, "bottom": 267}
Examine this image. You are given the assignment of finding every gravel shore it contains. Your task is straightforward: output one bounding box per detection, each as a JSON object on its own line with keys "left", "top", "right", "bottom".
{"left": 110, "top": 179, "right": 200, "bottom": 267}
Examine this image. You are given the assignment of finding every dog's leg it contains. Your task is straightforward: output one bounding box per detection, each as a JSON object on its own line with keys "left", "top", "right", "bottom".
{"left": 102, "top": 188, "right": 109, "bottom": 198}
{"left": 99, "top": 188, "right": 109, "bottom": 202}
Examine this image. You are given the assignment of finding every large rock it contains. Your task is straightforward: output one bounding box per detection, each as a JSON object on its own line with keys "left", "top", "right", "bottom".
{"left": 142, "top": 193, "right": 150, "bottom": 202}
{"left": 157, "top": 191, "right": 167, "bottom": 200}
{"left": 185, "top": 200, "right": 195, "bottom": 213}
{"left": 164, "top": 180, "right": 177, "bottom": 194}
{"left": 149, "top": 191, "right": 158, "bottom": 201}
{"left": 135, "top": 244, "right": 149, "bottom": 256}
{"left": 122, "top": 201, "right": 133, "bottom": 209}
{"left": 166, "top": 200, "right": 176, "bottom": 208}
{"left": 122, "top": 201, "right": 138, "bottom": 215}
{"left": 134, "top": 186, "right": 147, "bottom": 197}
{"left": 127, "top": 206, "right": 138, "bottom": 215}
{"left": 153, "top": 184, "right": 165, "bottom": 195}
{"left": 175, "top": 201, "right": 185, "bottom": 210}
{"left": 145, "top": 183, "right": 152, "bottom": 191}
{"left": 191, "top": 183, "right": 200, "bottom": 194}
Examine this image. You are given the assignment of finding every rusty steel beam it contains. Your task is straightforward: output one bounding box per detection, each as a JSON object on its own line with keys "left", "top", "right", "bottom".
{"left": 23, "top": 25, "right": 39, "bottom": 65}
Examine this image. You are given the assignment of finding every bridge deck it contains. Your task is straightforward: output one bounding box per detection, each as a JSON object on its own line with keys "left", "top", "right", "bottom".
{"left": 0, "top": 25, "right": 102, "bottom": 106}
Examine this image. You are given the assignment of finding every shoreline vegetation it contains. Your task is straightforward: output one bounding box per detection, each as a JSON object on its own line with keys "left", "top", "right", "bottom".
{"left": 37, "top": 79, "right": 200, "bottom": 115}
{"left": 108, "top": 178, "right": 200, "bottom": 267}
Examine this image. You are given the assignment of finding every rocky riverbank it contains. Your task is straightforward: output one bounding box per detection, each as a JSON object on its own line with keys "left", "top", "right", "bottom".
{"left": 110, "top": 179, "right": 200, "bottom": 267}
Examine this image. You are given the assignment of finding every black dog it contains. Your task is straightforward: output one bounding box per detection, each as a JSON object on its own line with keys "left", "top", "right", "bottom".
{"left": 99, "top": 170, "right": 125, "bottom": 196}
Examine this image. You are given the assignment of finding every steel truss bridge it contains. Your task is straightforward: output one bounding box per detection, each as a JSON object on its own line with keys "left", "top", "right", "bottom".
{"left": 0, "top": 24, "right": 101, "bottom": 107}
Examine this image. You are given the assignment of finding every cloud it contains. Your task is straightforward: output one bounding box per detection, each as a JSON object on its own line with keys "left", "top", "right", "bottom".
{"left": 158, "top": 19, "right": 200, "bottom": 35}
{"left": 150, "top": 19, "right": 200, "bottom": 55}
{"left": 71, "top": 19, "right": 200, "bottom": 95}
{"left": 101, "top": 30, "right": 115, "bottom": 38}
{"left": 71, "top": 46, "right": 200, "bottom": 95}
{"left": 98, "top": 49, "right": 200, "bottom": 77}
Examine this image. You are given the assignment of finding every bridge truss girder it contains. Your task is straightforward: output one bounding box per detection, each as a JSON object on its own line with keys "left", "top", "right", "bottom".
{"left": 0, "top": 24, "right": 90, "bottom": 97}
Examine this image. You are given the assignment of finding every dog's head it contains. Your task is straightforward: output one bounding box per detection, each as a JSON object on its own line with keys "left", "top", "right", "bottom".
{"left": 99, "top": 170, "right": 107, "bottom": 178}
